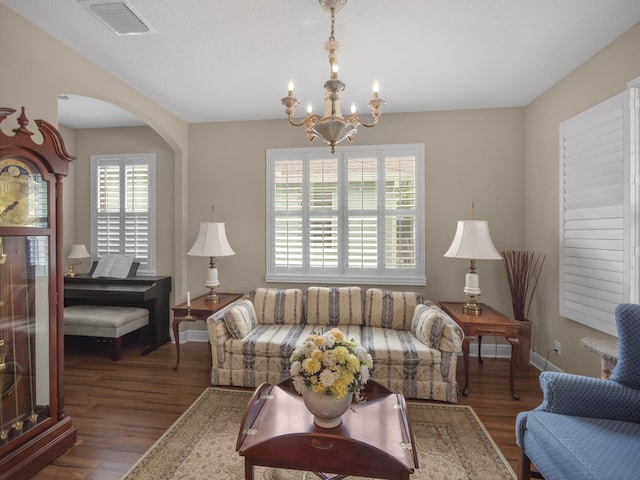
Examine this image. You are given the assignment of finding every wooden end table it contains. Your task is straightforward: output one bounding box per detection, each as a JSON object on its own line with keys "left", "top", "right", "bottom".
{"left": 171, "top": 292, "right": 242, "bottom": 370}
{"left": 439, "top": 302, "right": 521, "bottom": 400}
{"left": 236, "top": 378, "right": 418, "bottom": 480}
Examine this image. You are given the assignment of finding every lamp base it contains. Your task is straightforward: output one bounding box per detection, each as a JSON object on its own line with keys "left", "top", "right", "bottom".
{"left": 463, "top": 296, "right": 482, "bottom": 315}
{"left": 205, "top": 286, "right": 219, "bottom": 304}
{"left": 66, "top": 265, "right": 77, "bottom": 278}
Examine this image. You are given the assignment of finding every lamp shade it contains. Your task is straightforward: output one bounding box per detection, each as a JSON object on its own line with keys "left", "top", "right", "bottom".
{"left": 187, "top": 222, "right": 235, "bottom": 257}
{"left": 444, "top": 220, "right": 501, "bottom": 260}
{"left": 68, "top": 244, "right": 90, "bottom": 259}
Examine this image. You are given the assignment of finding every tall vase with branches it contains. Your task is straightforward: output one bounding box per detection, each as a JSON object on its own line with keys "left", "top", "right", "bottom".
{"left": 502, "top": 250, "right": 545, "bottom": 321}
{"left": 502, "top": 250, "right": 545, "bottom": 370}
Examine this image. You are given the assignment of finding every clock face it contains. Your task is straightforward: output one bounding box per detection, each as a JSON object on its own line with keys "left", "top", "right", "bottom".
{"left": 0, "top": 158, "right": 45, "bottom": 227}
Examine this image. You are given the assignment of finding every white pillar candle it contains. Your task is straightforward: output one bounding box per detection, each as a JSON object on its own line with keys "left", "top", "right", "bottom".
{"left": 187, "top": 291, "right": 191, "bottom": 307}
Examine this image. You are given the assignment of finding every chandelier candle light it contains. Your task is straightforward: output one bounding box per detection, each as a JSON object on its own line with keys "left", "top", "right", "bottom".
{"left": 281, "top": 0, "right": 385, "bottom": 153}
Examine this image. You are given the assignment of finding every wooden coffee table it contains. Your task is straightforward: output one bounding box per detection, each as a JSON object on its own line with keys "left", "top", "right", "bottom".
{"left": 236, "top": 378, "right": 418, "bottom": 480}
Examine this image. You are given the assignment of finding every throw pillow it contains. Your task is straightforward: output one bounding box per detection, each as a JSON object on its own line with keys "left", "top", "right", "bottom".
{"left": 223, "top": 299, "right": 257, "bottom": 339}
{"left": 411, "top": 303, "right": 446, "bottom": 349}
{"left": 364, "top": 288, "right": 424, "bottom": 330}
{"left": 249, "top": 288, "right": 304, "bottom": 325}
{"left": 306, "top": 286, "right": 363, "bottom": 326}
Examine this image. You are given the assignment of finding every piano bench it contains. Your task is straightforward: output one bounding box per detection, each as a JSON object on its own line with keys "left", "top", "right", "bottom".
{"left": 64, "top": 305, "right": 149, "bottom": 361}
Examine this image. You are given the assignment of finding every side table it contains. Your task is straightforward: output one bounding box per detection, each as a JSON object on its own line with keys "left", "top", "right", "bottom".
{"left": 440, "top": 302, "right": 521, "bottom": 400}
{"left": 172, "top": 292, "right": 243, "bottom": 370}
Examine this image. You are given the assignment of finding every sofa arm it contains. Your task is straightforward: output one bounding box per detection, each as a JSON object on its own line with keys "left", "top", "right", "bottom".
{"left": 205, "top": 298, "right": 246, "bottom": 364}
{"left": 535, "top": 371, "right": 640, "bottom": 423}
{"left": 438, "top": 314, "right": 464, "bottom": 353}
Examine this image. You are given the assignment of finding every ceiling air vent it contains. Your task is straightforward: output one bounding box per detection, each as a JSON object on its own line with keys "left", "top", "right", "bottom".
{"left": 78, "top": 0, "right": 155, "bottom": 36}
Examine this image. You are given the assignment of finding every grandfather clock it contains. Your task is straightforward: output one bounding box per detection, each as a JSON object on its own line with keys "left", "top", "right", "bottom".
{"left": 0, "top": 108, "right": 76, "bottom": 479}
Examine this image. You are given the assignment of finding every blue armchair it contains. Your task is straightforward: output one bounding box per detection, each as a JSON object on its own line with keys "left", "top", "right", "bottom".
{"left": 515, "top": 303, "right": 640, "bottom": 480}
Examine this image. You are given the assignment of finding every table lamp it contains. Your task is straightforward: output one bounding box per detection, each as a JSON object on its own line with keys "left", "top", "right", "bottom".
{"left": 187, "top": 222, "right": 235, "bottom": 303}
{"left": 67, "top": 244, "right": 90, "bottom": 277}
{"left": 444, "top": 220, "right": 501, "bottom": 315}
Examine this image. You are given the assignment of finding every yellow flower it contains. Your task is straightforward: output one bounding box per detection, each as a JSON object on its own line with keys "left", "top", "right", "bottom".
{"left": 334, "top": 346, "right": 349, "bottom": 362}
{"left": 329, "top": 328, "right": 344, "bottom": 342}
{"left": 311, "top": 349, "right": 323, "bottom": 361}
{"left": 346, "top": 354, "right": 360, "bottom": 373}
{"left": 302, "top": 357, "right": 321, "bottom": 374}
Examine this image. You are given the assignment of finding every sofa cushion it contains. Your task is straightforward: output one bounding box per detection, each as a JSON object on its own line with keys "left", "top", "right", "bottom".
{"left": 223, "top": 299, "right": 257, "bottom": 339}
{"left": 521, "top": 411, "right": 640, "bottom": 480}
{"left": 364, "top": 288, "right": 424, "bottom": 330}
{"left": 306, "top": 286, "right": 363, "bottom": 326}
{"left": 249, "top": 288, "right": 304, "bottom": 325}
{"left": 411, "top": 303, "right": 447, "bottom": 349}
{"left": 360, "top": 326, "right": 441, "bottom": 366}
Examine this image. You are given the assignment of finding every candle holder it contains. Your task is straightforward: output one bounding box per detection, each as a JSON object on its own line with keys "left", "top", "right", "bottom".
{"left": 184, "top": 307, "right": 193, "bottom": 320}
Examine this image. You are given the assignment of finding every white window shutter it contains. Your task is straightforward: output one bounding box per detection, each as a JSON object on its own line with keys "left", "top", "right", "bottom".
{"left": 559, "top": 89, "right": 638, "bottom": 336}
{"left": 266, "top": 144, "right": 425, "bottom": 285}
{"left": 91, "top": 154, "right": 156, "bottom": 274}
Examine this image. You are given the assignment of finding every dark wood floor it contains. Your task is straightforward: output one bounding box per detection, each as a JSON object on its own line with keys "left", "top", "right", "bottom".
{"left": 33, "top": 338, "right": 543, "bottom": 479}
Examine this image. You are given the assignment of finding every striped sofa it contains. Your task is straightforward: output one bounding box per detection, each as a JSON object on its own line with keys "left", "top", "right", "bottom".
{"left": 206, "top": 286, "right": 464, "bottom": 403}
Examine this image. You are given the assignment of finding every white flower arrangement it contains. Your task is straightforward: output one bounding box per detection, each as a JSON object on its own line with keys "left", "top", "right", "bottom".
{"left": 289, "top": 328, "right": 373, "bottom": 400}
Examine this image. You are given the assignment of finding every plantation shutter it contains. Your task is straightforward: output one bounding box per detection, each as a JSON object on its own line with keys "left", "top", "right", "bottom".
{"left": 559, "top": 88, "right": 639, "bottom": 336}
{"left": 91, "top": 154, "right": 156, "bottom": 274}
{"left": 267, "top": 144, "right": 425, "bottom": 285}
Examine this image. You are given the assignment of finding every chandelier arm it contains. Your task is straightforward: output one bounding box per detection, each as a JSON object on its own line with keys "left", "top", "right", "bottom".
{"left": 343, "top": 114, "right": 379, "bottom": 128}
{"left": 287, "top": 114, "right": 321, "bottom": 128}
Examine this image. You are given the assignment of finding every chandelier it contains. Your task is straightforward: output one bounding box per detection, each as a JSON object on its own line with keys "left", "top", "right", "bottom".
{"left": 281, "top": 0, "right": 385, "bottom": 153}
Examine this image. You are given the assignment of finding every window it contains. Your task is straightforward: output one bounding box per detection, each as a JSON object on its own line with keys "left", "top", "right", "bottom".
{"left": 559, "top": 86, "right": 639, "bottom": 336}
{"left": 266, "top": 144, "right": 425, "bottom": 285}
{"left": 90, "top": 154, "right": 156, "bottom": 274}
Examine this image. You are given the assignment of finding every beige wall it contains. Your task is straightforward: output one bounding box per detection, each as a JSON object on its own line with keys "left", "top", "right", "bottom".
{"left": 72, "top": 127, "right": 175, "bottom": 276}
{"left": 188, "top": 108, "right": 525, "bottom": 316}
{"left": 524, "top": 22, "right": 640, "bottom": 376}
{"left": 0, "top": 3, "right": 189, "bottom": 298}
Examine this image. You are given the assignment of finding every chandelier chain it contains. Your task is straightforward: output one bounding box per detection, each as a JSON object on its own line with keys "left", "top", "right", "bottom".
{"left": 329, "top": 8, "right": 335, "bottom": 41}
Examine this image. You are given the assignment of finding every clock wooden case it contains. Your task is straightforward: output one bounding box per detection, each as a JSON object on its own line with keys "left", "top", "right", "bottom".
{"left": 0, "top": 107, "right": 76, "bottom": 479}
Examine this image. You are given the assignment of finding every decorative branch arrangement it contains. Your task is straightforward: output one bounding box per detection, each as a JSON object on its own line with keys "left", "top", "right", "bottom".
{"left": 502, "top": 250, "right": 546, "bottom": 321}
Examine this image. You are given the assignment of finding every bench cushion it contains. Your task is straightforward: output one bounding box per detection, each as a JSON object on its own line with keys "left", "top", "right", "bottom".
{"left": 64, "top": 305, "right": 149, "bottom": 338}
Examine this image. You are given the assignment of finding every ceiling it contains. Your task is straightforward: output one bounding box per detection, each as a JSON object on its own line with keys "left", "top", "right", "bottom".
{"left": 3, "top": 0, "right": 640, "bottom": 129}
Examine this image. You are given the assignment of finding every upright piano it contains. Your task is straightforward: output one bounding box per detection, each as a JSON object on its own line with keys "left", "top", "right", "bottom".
{"left": 64, "top": 274, "right": 172, "bottom": 355}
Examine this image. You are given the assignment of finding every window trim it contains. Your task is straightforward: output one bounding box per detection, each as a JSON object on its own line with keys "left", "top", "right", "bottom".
{"left": 266, "top": 144, "right": 426, "bottom": 285}
{"left": 90, "top": 153, "right": 157, "bottom": 275}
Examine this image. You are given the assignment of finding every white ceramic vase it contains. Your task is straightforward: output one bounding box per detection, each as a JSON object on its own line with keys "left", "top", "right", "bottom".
{"left": 302, "top": 389, "right": 353, "bottom": 428}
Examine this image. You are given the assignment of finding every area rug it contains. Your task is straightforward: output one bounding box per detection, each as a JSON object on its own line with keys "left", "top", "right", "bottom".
{"left": 122, "top": 388, "right": 515, "bottom": 480}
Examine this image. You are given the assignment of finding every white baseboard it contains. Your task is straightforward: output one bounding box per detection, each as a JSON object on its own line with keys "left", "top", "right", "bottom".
{"left": 172, "top": 330, "right": 565, "bottom": 374}
{"left": 173, "top": 329, "right": 210, "bottom": 344}
{"left": 530, "top": 350, "right": 564, "bottom": 373}
{"left": 462, "top": 343, "right": 565, "bottom": 373}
